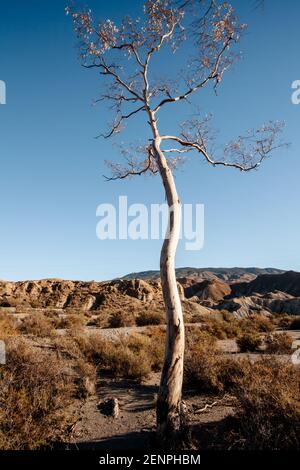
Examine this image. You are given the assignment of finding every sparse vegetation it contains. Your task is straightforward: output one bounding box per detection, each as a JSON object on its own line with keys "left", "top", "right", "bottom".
{"left": 194, "top": 314, "right": 275, "bottom": 341}
{"left": 63, "top": 330, "right": 165, "bottom": 382}
{"left": 0, "top": 300, "right": 298, "bottom": 451}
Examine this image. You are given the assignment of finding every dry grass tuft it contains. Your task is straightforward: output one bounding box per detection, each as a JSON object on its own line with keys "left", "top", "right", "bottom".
{"left": 184, "top": 332, "right": 251, "bottom": 394}
{"left": 0, "top": 339, "right": 73, "bottom": 450}
{"left": 107, "top": 311, "right": 135, "bottom": 328}
{"left": 231, "top": 358, "right": 300, "bottom": 450}
{"left": 265, "top": 332, "right": 293, "bottom": 354}
{"left": 136, "top": 310, "right": 164, "bottom": 326}
{"left": 53, "top": 314, "right": 86, "bottom": 331}
{"left": 0, "top": 313, "right": 18, "bottom": 340}
{"left": 237, "top": 333, "right": 262, "bottom": 353}
{"left": 18, "top": 313, "right": 55, "bottom": 338}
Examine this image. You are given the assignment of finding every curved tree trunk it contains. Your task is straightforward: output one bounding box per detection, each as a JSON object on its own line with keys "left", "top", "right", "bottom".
{"left": 150, "top": 118, "right": 186, "bottom": 447}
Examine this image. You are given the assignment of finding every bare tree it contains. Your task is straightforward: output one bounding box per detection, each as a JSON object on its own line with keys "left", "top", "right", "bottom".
{"left": 67, "top": 0, "right": 285, "bottom": 447}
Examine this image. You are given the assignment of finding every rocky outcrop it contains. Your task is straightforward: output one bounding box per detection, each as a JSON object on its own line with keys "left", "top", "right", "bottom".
{"left": 1, "top": 270, "right": 299, "bottom": 320}
{"left": 216, "top": 291, "right": 300, "bottom": 318}
{"left": 0, "top": 279, "right": 106, "bottom": 310}
{"left": 184, "top": 279, "right": 232, "bottom": 303}
{"left": 0, "top": 278, "right": 202, "bottom": 318}
{"left": 230, "top": 271, "right": 300, "bottom": 298}
{"left": 181, "top": 271, "right": 300, "bottom": 318}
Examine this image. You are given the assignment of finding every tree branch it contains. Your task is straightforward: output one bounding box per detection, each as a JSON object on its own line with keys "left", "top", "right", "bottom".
{"left": 153, "top": 36, "right": 233, "bottom": 113}
{"left": 103, "top": 146, "right": 158, "bottom": 180}
{"left": 162, "top": 121, "right": 286, "bottom": 171}
{"left": 99, "top": 105, "right": 146, "bottom": 139}
{"left": 83, "top": 60, "right": 144, "bottom": 103}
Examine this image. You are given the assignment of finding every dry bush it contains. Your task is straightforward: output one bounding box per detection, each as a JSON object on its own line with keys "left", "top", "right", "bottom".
{"left": 273, "top": 314, "right": 292, "bottom": 330}
{"left": 216, "top": 357, "right": 251, "bottom": 392}
{"left": 57, "top": 331, "right": 96, "bottom": 363}
{"left": 90, "top": 334, "right": 152, "bottom": 381}
{"left": 106, "top": 346, "right": 151, "bottom": 381}
{"left": 274, "top": 315, "right": 300, "bottom": 331}
{"left": 237, "top": 333, "right": 262, "bottom": 353}
{"left": 107, "top": 311, "right": 135, "bottom": 328}
{"left": 185, "top": 327, "right": 216, "bottom": 347}
{"left": 72, "top": 358, "right": 96, "bottom": 398}
{"left": 231, "top": 358, "right": 300, "bottom": 450}
{"left": 265, "top": 332, "right": 293, "bottom": 354}
{"left": 184, "top": 332, "right": 222, "bottom": 392}
{"left": 86, "top": 315, "right": 102, "bottom": 327}
{"left": 18, "top": 313, "right": 55, "bottom": 338}
{"left": 40, "top": 308, "right": 64, "bottom": 318}
{"left": 64, "top": 330, "right": 164, "bottom": 382}
{"left": 198, "top": 316, "right": 242, "bottom": 340}
{"left": 136, "top": 310, "right": 164, "bottom": 326}
{"left": 52, "top": 334, "right": 97, "bottom": 398}
{"left": 0, "top": 339, "right": 73, "bottom": 450}
{"left": 126, "top": 331, "right": 165, "bottom": 372}
{"left": 53, "top": 314, "right": 86, "bottom": 331}
{"left": 249, "top": 314, "right": 274, "bottom": 333}
{"left": 195, "top": 314, "right": 274, "bottom": 341}
{"left": 290, "top": 317, "right": 300, "bottom": 330}
{"left": 184, "top": 331, "right": 251, "bottom": 394}
{"left": 0, "top": 313, "right": 18, "bottom": 340}
{"left": 199, "top": 317, "right": 232, "bottom": 340}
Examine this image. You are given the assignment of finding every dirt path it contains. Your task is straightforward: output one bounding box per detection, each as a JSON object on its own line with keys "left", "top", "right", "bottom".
{"left": 67, "top": 372, "right": 236, "bottom": 451}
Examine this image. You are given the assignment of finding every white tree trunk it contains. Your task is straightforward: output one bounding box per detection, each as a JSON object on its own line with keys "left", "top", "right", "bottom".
{"left": 151, "top": 124, "right": 185, "bottom": 446}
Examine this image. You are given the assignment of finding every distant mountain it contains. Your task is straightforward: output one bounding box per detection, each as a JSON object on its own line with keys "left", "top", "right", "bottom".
{"left": 122, "top": 267, "right": 285, "bottom": 283}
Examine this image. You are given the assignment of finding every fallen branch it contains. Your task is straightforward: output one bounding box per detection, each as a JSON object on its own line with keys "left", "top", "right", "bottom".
{"left": 194, "top": 394, "right": 233, "bottom": 414}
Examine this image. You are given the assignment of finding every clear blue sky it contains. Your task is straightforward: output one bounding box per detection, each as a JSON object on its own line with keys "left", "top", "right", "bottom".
{"left": 0, "top": 0, "right": 299, "bottom": 281}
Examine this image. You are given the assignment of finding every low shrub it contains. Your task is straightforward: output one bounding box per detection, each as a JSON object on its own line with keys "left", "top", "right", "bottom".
{"left": 237, "top": 333, "right": 262, "bottom": 353}
{"left": 107, "top": 311, "right": 135, "bottom": 328}
{"left": 86, "top": 316, "right": 102, "bottom": 327}
{"left": 66, "top": 331, "right": 160, "bottom": 382}
{"left": 274, "top": 315, "right": 300, "bottom": 331}
{"left": 184, "top": 332, "right": 252, "bottom": 394}
{"left": 136, "top": 311, "right": 164, "bottom": 326}
{"left": 0, "top": 313, "right": 18, "bottom": 340}
{"left": 0, "top": 339, "right": 73, "bottom": 450}
{"left": 275, "top": 315, "right": 293, "bottom": 330}
{"left": 199, "top": 317, "right": 238, "bottom": 339}
{"left": 18, "top": 313, "right": 55, "bottom": 338}
{"left": 265, "top": 332, "right": 293, "bottom": 354}
{"left": 53, "top": 314, "right": 86, "bottom": 331}
{"left": 231, "top": 358, "right": 300, "bottom": 450}
{"left": 72, "top": 358, "right": 97, "bottom": 398}
{"left": 184, "top": 333, "right": 221, "bottom": 392}
{"left": 249, "top": 314, "right": 274, "bottom": 333}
